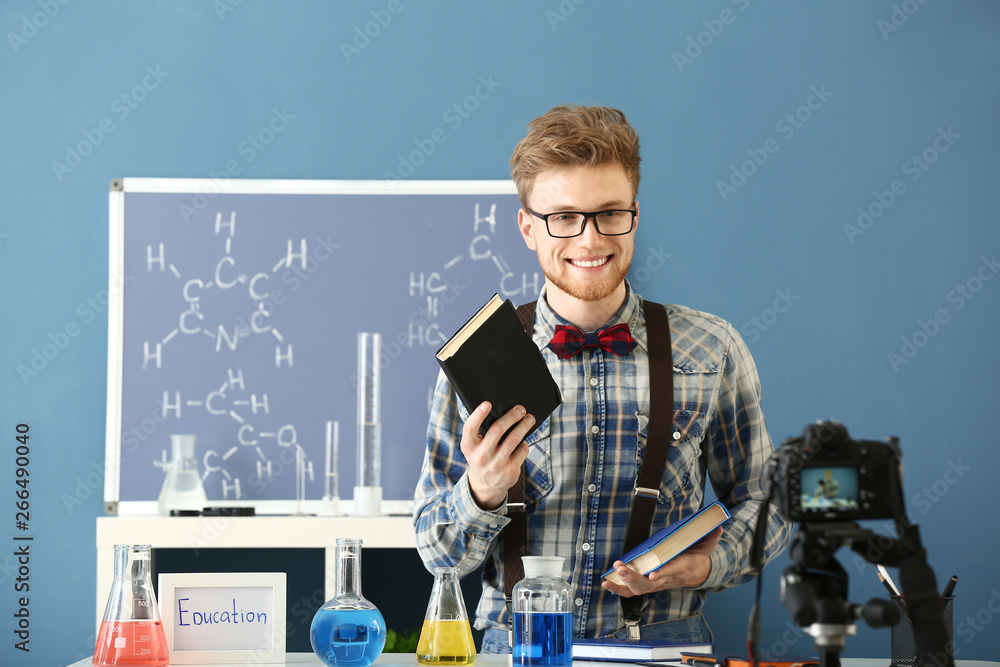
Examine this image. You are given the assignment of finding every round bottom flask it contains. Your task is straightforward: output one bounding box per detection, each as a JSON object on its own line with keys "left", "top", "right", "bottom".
{"left": 311, "top": 538, "right": 387, "bottom": 667}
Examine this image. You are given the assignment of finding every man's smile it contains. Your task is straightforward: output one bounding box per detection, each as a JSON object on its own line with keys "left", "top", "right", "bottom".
{"left": 568, "top": 256, "right": 611, "bottom": 268}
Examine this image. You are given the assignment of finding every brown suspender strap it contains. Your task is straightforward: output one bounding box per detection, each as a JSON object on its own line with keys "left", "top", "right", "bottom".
{"left": 502, "top": 301, "right": 536, "bottom": 607}
{"left": 620, "top": 301, "right": 673, "bottom": 627}
{"left": 503, "top": 300, "right": 673, "bottom": 634}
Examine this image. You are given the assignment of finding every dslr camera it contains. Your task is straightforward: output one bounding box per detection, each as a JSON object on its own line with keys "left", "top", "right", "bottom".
{"left": 774, "top": 421, "right": 905, "bottom": 523}
{"left": 765, "top": 422, "right": 954, "bottom": 667}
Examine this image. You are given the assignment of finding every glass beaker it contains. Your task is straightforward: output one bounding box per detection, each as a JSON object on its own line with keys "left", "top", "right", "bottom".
{"left": 512, "top": 556, "right": 573, "bottom": 666}
{"left": 93, "top": 544, "right": 169, "bottom": 666}
{"left": 311, "top": 538, "right": 387, "bottom": 667}
{"left": 416, "top": 566, "right": 476, "bottom": 665}
{"left": 157, "top": 434, "right": 208, "bottom": 516}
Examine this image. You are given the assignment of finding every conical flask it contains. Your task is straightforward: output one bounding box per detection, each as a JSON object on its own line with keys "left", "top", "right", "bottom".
{"left": 157, "top": 434, "right": 207, "bottom": 516}
{"left": 310, "top": 538, "right": 387, "bottom": 667}
{"left": 416, "top": 566, "right": 476, "bottom": 665}
{"left": 93, "top": 544, "right": 169, "bottom": 666}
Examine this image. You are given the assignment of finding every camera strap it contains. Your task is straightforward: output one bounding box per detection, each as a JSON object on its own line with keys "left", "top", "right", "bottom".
{"left": 504, "top": 300, "right": 673, "bottom": 640}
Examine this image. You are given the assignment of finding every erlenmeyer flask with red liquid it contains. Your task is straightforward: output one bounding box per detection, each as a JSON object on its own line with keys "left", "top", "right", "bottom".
{"left": 93, "top": 544, "right": 169, "bottom": 666}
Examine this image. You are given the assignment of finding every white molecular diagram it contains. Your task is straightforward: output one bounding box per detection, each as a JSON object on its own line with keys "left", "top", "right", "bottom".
{"left": 143, "top": 211, "right": 298, "bottom": 370}
{"left": 142, "top": 211, "right": 309, "bottom": 499}
{"left": 154, "top": 367, "right": 311, "bottom": 500}
{"left": 407, "top": 202, "right": 540, "bottom": 412}
{"left": 406, "top": 202, "right": 540, "bottom": 346}
{"left": 132, "top": 199, "right": 533, "bottom": 502}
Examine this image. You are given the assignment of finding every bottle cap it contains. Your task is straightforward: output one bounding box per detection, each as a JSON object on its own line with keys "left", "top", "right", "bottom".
{"left": 522, "top": 556, "right": 564, "bottom": 578}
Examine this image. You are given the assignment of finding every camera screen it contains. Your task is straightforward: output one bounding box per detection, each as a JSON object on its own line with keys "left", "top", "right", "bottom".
{"left": 799, "top": 466, "right": 860, "bottom": 512}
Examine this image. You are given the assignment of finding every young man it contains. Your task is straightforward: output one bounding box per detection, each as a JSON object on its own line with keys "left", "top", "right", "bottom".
{"left": 413, "top": 105, "right": 790, "bottom": 651}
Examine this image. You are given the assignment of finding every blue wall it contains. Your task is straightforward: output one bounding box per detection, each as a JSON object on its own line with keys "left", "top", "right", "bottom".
{"left": 2, "top": 1, "right": 998, "bottom": 664}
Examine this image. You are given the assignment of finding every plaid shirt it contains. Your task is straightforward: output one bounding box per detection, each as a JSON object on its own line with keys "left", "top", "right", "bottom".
{"left": 413, "top": 282, "right": 790, "bottom": 637}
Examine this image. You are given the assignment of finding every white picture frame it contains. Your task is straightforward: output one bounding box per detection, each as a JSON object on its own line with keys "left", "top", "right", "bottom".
{"left": 158, "top": 571, "right": 286, "bottom": 664}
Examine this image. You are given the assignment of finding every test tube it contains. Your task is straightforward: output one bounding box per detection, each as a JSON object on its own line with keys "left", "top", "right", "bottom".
{"left": 354, "top": 332, "right": 382, "bottom": 515}
{"left": 325, "top": 420, "right": 340, "bottom": 501}
{"left": 318, "top": 420, "right": 341, "bottom": 516}
{"left": 295, "top": 445, "right": 313, "bottom": 515}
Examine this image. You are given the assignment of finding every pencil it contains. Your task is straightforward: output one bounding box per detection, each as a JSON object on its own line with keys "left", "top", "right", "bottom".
{"left": 877, "top": 564, "right": 900, "bottom": 596}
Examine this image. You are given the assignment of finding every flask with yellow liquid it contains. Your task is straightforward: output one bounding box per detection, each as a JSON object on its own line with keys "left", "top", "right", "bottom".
{"left": 416, "top": 566, "right": 476, "bottom": 665}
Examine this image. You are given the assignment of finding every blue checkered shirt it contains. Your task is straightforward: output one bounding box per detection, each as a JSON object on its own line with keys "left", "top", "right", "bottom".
{"left": 413, "top": 283, "right": 790, "bottom": 637}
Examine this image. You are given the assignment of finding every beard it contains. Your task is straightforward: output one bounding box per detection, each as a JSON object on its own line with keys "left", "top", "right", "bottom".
{"left": 541, "top": 246, "right": 634, "bottom": 303}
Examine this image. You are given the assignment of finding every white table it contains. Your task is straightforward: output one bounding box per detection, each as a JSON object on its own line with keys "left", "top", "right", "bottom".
{"left": 66, "top": 652, "right": 1000, "bottom": 667}
{"left": 95, "top": 515, "right": 416, "bottom": 627}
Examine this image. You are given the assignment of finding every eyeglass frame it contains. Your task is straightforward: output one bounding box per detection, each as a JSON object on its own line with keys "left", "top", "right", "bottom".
{"left": 526, "top": 205, "right": 638, "bottom": 238}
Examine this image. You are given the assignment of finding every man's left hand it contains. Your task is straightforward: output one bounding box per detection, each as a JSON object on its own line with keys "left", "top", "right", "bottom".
{"left": 600, "top": 526, "right": 723, "bottom": 597}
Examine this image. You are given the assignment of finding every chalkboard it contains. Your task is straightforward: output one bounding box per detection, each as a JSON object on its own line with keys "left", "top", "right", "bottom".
{"left": 105, "top": 178, "right": 537, "bottom": 513}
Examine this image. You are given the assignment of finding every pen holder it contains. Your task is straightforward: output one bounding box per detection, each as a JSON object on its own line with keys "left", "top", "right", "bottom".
{"left": 889, "top": 594, "right": 954, "bottom": 667}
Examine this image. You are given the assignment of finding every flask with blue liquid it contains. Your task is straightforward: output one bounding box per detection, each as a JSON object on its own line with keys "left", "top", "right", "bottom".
{"left": 512, "top": 556, "right": 573, "bottom": 666}
{"left": 311, "top": 538, "right": 386, "bottom": 667}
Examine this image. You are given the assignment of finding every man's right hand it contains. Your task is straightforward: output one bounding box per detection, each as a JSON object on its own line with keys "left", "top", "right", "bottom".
{"left": 460, "top": 402, "right": 535, "bottom": 510}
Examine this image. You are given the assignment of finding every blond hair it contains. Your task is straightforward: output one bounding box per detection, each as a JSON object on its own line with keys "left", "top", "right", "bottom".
{"left": 509, "top": 105, "right": 641, "bottom": 207}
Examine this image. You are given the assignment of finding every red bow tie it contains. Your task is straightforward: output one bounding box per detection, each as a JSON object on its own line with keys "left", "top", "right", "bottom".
{"left": 547, "top": 323, "right": 638, "bottom": 360}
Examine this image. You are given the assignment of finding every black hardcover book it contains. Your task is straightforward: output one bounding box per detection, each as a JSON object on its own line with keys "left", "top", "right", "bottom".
{"left": 436, "top": 294, "right": 562, "bottom": 439}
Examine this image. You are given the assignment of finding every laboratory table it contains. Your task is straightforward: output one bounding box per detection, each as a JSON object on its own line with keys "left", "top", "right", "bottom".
{"left": 67, "top": 654, "right": 1000, "bottom": 667}
{"left": 95, "top": 514, "right": 416, "bottom": 627}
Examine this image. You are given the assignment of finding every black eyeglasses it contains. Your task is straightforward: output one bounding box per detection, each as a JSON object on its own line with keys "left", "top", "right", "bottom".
{"left": 527, "top": 206, "right": 637, "bottom": 238}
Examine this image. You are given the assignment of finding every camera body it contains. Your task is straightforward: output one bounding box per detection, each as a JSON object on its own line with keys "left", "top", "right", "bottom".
{"left": 775, "top": 421, "right": 904, "bottom": 523}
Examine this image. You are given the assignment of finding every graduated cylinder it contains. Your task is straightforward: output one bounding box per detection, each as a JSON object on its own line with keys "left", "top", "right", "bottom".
{"left": 354, "top": 332, "right": 382, "bottom": 515}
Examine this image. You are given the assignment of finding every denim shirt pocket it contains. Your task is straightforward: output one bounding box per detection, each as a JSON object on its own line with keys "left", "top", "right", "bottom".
{"left": 460, "top": 403, "right": 554, "bottom": 504}
{"left": 523, "top": 419, "right": 553, "bottom": 503}
{"left": 636, "top": 409, "right": 706, "bottom": 508}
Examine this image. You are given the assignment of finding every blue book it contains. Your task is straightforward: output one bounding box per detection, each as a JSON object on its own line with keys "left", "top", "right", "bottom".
{"left": 573, "top": 636, "right": 713, "bottom": 661}
{"left": 602, "top": 501, "right": 730, "bottom": 586}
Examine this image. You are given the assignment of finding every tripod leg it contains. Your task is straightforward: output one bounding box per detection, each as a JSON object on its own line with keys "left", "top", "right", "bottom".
{"left": 819, "top": 647, "right": 841, "bottom": 667}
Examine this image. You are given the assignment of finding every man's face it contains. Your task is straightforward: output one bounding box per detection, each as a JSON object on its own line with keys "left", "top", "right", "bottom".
{"left": 518, "top": 163, "right": 637, "bottom": 304}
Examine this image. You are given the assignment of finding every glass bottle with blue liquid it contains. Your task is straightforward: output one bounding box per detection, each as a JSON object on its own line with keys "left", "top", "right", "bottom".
{"left": 311, "top": 538, "right": 386, "bottom": 667}
{"left": 512, "top": 556, "right": 573, "bottom": 666}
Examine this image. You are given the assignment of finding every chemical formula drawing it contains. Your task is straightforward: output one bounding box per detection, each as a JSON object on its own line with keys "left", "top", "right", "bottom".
{"left": 110, "top": 180, "right": 530, "bottom": 510}
{"left": 142, "top": 212, "right": 308, "bottom": 501}
{"left": 142, "top": 211, "right": 298, "bottom": 370}
{"left": 406, "top": 202, "right": 540, "bottom": 349}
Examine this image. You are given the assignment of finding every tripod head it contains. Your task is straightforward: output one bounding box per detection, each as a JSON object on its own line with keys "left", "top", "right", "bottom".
{"left": 780, "top": 522, "right": 900, "bottom": 662}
